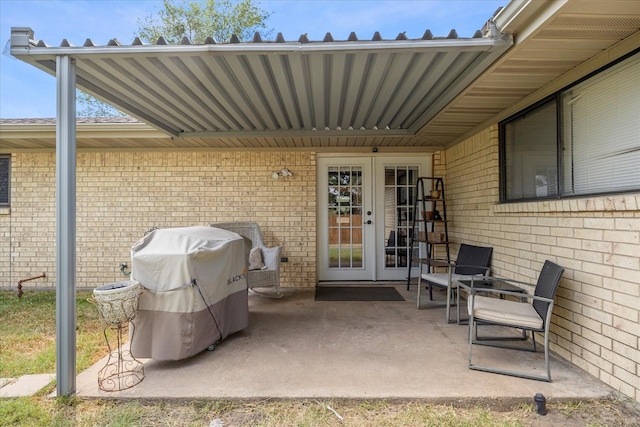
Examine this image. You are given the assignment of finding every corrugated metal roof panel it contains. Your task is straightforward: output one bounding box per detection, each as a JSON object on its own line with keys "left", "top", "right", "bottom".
{"left": 10, "top": 26, "right": 512, "bottom": 146}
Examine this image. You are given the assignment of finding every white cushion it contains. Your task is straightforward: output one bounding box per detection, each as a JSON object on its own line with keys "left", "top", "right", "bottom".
{"left": 469, "top": 295, "right": 543, "bottom": 330}
{"left": 248, "top": 247, "right": 265, "bottom": 270}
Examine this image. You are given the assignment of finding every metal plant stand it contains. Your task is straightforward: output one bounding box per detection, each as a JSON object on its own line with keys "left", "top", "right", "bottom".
{"left": 91, "top": 281, "right": 145, "bottom": 392}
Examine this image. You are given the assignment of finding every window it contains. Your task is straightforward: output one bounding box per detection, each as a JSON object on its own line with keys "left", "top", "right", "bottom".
{"left": 0, "top": 155, "right": 9, "bottom": 207}
{"left": 502, "top": 98, "right": 558, "bottom": 200}
{"left": 501, "top": 51, "right": 640, "bottom": 201}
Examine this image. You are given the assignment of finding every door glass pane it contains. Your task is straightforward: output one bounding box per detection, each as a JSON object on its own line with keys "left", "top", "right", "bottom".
{"left": 327, "top": 166, "right": 363, "bottom": 269}
{"left": 384, "top": 166, "right": 418, "bottom": 268}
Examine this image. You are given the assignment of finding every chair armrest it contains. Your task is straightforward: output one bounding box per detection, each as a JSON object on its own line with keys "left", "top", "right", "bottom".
{"left": 422, "top": 258, "right": 455, "bottom": 268}
{"left": 468, "top": 287, "right": 553, "bottom": 304}
{"left": 421, "top": 258, "right": 455, "bottom": 276}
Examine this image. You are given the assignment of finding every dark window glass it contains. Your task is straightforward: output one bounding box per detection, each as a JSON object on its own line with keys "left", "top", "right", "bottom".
{"left": 501, "top": 51, "right": 639, "bottom": 202}
{"left": 0, "top": 156, "right": 9, "bottom": 206}
{"left": 502, "top": 99, "right": 558, "bottom": 201}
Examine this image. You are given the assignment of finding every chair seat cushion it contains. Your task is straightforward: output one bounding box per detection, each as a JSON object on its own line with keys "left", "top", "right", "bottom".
{"left": 421, "top": 273, "right": 479, "bottom": 288}
{"left": 469, "top": 295, "right": 543, "bottom": 330}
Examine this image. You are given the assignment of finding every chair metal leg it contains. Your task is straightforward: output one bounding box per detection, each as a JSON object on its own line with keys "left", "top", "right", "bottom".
{"left": 468, "top": 317, "right": 551, "bottom": 382}
{"left": 474, "top": 324, "right": 529, "bottom": 343}
{"left": 445, "top": 283, "right": 451, "bottom": 321}
{"left": 468, "top": 362, "right": 551, "bottom": 382}
{"left": 417, "top": 270, "right": 422, "bottom": 309}
{"left": 445, "top": 283, "right": 457, "bottom": 323}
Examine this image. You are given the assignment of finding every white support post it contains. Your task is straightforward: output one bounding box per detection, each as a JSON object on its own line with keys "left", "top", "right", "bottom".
{"left": 56, "top": 55, "right": 77, "bottom": 397}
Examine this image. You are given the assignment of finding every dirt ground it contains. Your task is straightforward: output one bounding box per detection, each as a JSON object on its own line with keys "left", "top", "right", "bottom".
{"left": 116, "top": 396, "right": 640, "bottom": 427}
{"left": 6, "top": 394, "right": 640, "bottom": 426}
{"left": 441, "top": 397, "right": 640, "bottom": 427}
{"left": 521, "top": 399, "right": 640, "bottom": 427}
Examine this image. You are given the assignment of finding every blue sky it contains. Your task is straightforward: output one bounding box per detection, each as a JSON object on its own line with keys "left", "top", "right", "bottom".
{"left": 0, "top": 0, "right": 505, "bottom": 118}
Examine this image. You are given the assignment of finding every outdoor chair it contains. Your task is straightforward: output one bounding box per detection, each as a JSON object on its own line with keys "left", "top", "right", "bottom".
{"left": 385, "top": 230, "right": 407, "bottom": 266}
{"left": 467, "top": 260, "right": 564, "bottom": 382}
{"left": 418, "top": 243, "right": 493, "bottom": 322}
{"left": 211, "top": 222, "right": 282, "bottom": 298}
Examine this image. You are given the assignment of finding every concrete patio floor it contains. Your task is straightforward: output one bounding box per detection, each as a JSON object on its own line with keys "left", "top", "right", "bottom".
{"left": 75, "top": 284, "right": 615, "bottom": 401}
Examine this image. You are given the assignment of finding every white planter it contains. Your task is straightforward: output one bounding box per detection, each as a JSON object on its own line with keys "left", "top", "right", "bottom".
{"left": 93, "top": 281, "right": 143, "bottom": 325}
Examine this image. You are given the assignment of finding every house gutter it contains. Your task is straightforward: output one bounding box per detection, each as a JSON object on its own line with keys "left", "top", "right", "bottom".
{"left": 492, "top": 0, "right": 569, "bottom": 40}
{"left": 0, "top": 122, "right": 162, "bottom": 139}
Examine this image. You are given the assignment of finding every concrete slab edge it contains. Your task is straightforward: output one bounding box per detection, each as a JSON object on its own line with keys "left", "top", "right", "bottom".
{"left": 0, "top": 374, "right": 55, "bottom": 398}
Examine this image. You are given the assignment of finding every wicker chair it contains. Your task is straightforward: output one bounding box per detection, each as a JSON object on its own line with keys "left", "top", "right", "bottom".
{"left": 211, "top": 222, "right": 282, "bottom": 298}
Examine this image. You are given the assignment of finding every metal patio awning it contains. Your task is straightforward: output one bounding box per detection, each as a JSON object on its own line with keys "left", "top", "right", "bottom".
{"left": 10, "top": 25, "right": 512, "bottom": 146}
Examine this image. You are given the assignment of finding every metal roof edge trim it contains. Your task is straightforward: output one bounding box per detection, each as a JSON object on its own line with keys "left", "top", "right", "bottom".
{"left": 177, "top": 128, "right": 415, "bottom": 139}
{"left": 11, "top": 27, "right": 512, "bottom": 58}
{"left": 0, "top": 145, "right": 440, "bottom": 154}
{"left": 0, "top": 121, "right": 164, "bottom": 139}
{"left": 493, "top": 0, "right": 568, "bottom": 39}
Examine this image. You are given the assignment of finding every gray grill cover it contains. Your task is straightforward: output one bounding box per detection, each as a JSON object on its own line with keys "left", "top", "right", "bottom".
{"left": 130, "top": 226, "right": 249, "bottom": 361}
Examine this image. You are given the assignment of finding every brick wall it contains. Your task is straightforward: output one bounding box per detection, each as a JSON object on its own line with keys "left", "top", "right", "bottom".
{"left": 4, "top": 153, "right": 56, "bottom": 290}
{"left": 4, "top": 136, "right": 639, "bottom": 401}
{"left": 444, "top": 125, "right": 640, "bottom": 402}
{"left": 1, "top": 151, "right": 317, "bottom": 290}
{"left": 0, "top": 212, "right": 9, "bottom": 284}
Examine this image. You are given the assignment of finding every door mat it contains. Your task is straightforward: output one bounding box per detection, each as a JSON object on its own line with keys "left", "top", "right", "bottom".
{"left": 315, "top": 286, "right": 405, "bottom": 302}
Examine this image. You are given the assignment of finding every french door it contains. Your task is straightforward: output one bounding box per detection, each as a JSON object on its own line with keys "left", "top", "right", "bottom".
{"left": 318, "top": 155, "right": 431, "bottom": 281}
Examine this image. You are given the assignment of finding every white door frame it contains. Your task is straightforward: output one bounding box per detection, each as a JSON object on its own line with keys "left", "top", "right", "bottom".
{"left": 373, "top": 156, "right": 431, "bottom": 281}
{"left": 317, "top": 154, "right": 431, "bottom": 282}
{"left": 317, "top": 157, "right": 374, "bottom": 281}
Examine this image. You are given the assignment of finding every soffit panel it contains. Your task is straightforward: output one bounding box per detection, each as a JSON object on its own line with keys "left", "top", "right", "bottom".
{"left": 422, "top": 1, "right": 640, "bottom": 147}
{"left": 522, "top": 39, "right": 623, "bottom": 51}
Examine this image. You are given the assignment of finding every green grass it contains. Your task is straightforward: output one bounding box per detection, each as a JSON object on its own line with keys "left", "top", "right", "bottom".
{"left": 1, "top": 397, "right": 637, "bottom": 427}
{"left": 328, "top": 247, "right": 362, "bottom": 264}
{"left": 1, "top": 290, "right": 639, "bottom": 427}
{"left": 0, "top": 397, "right": 53, "bottom": 426}
{"left": 0, "top": 290, "right": 106, "bottom": 378}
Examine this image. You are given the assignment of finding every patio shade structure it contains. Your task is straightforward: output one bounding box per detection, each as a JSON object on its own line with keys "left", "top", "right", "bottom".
{"left": 9, "top": 22, "right": 513, "bottom": 397}
{"left": 8, "top": 0, "right": 640, "bottom": 397}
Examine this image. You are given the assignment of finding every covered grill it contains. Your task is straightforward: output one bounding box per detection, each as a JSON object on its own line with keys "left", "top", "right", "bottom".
{"left": 130, "top": 226, "right": 249, "bottom": 361}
